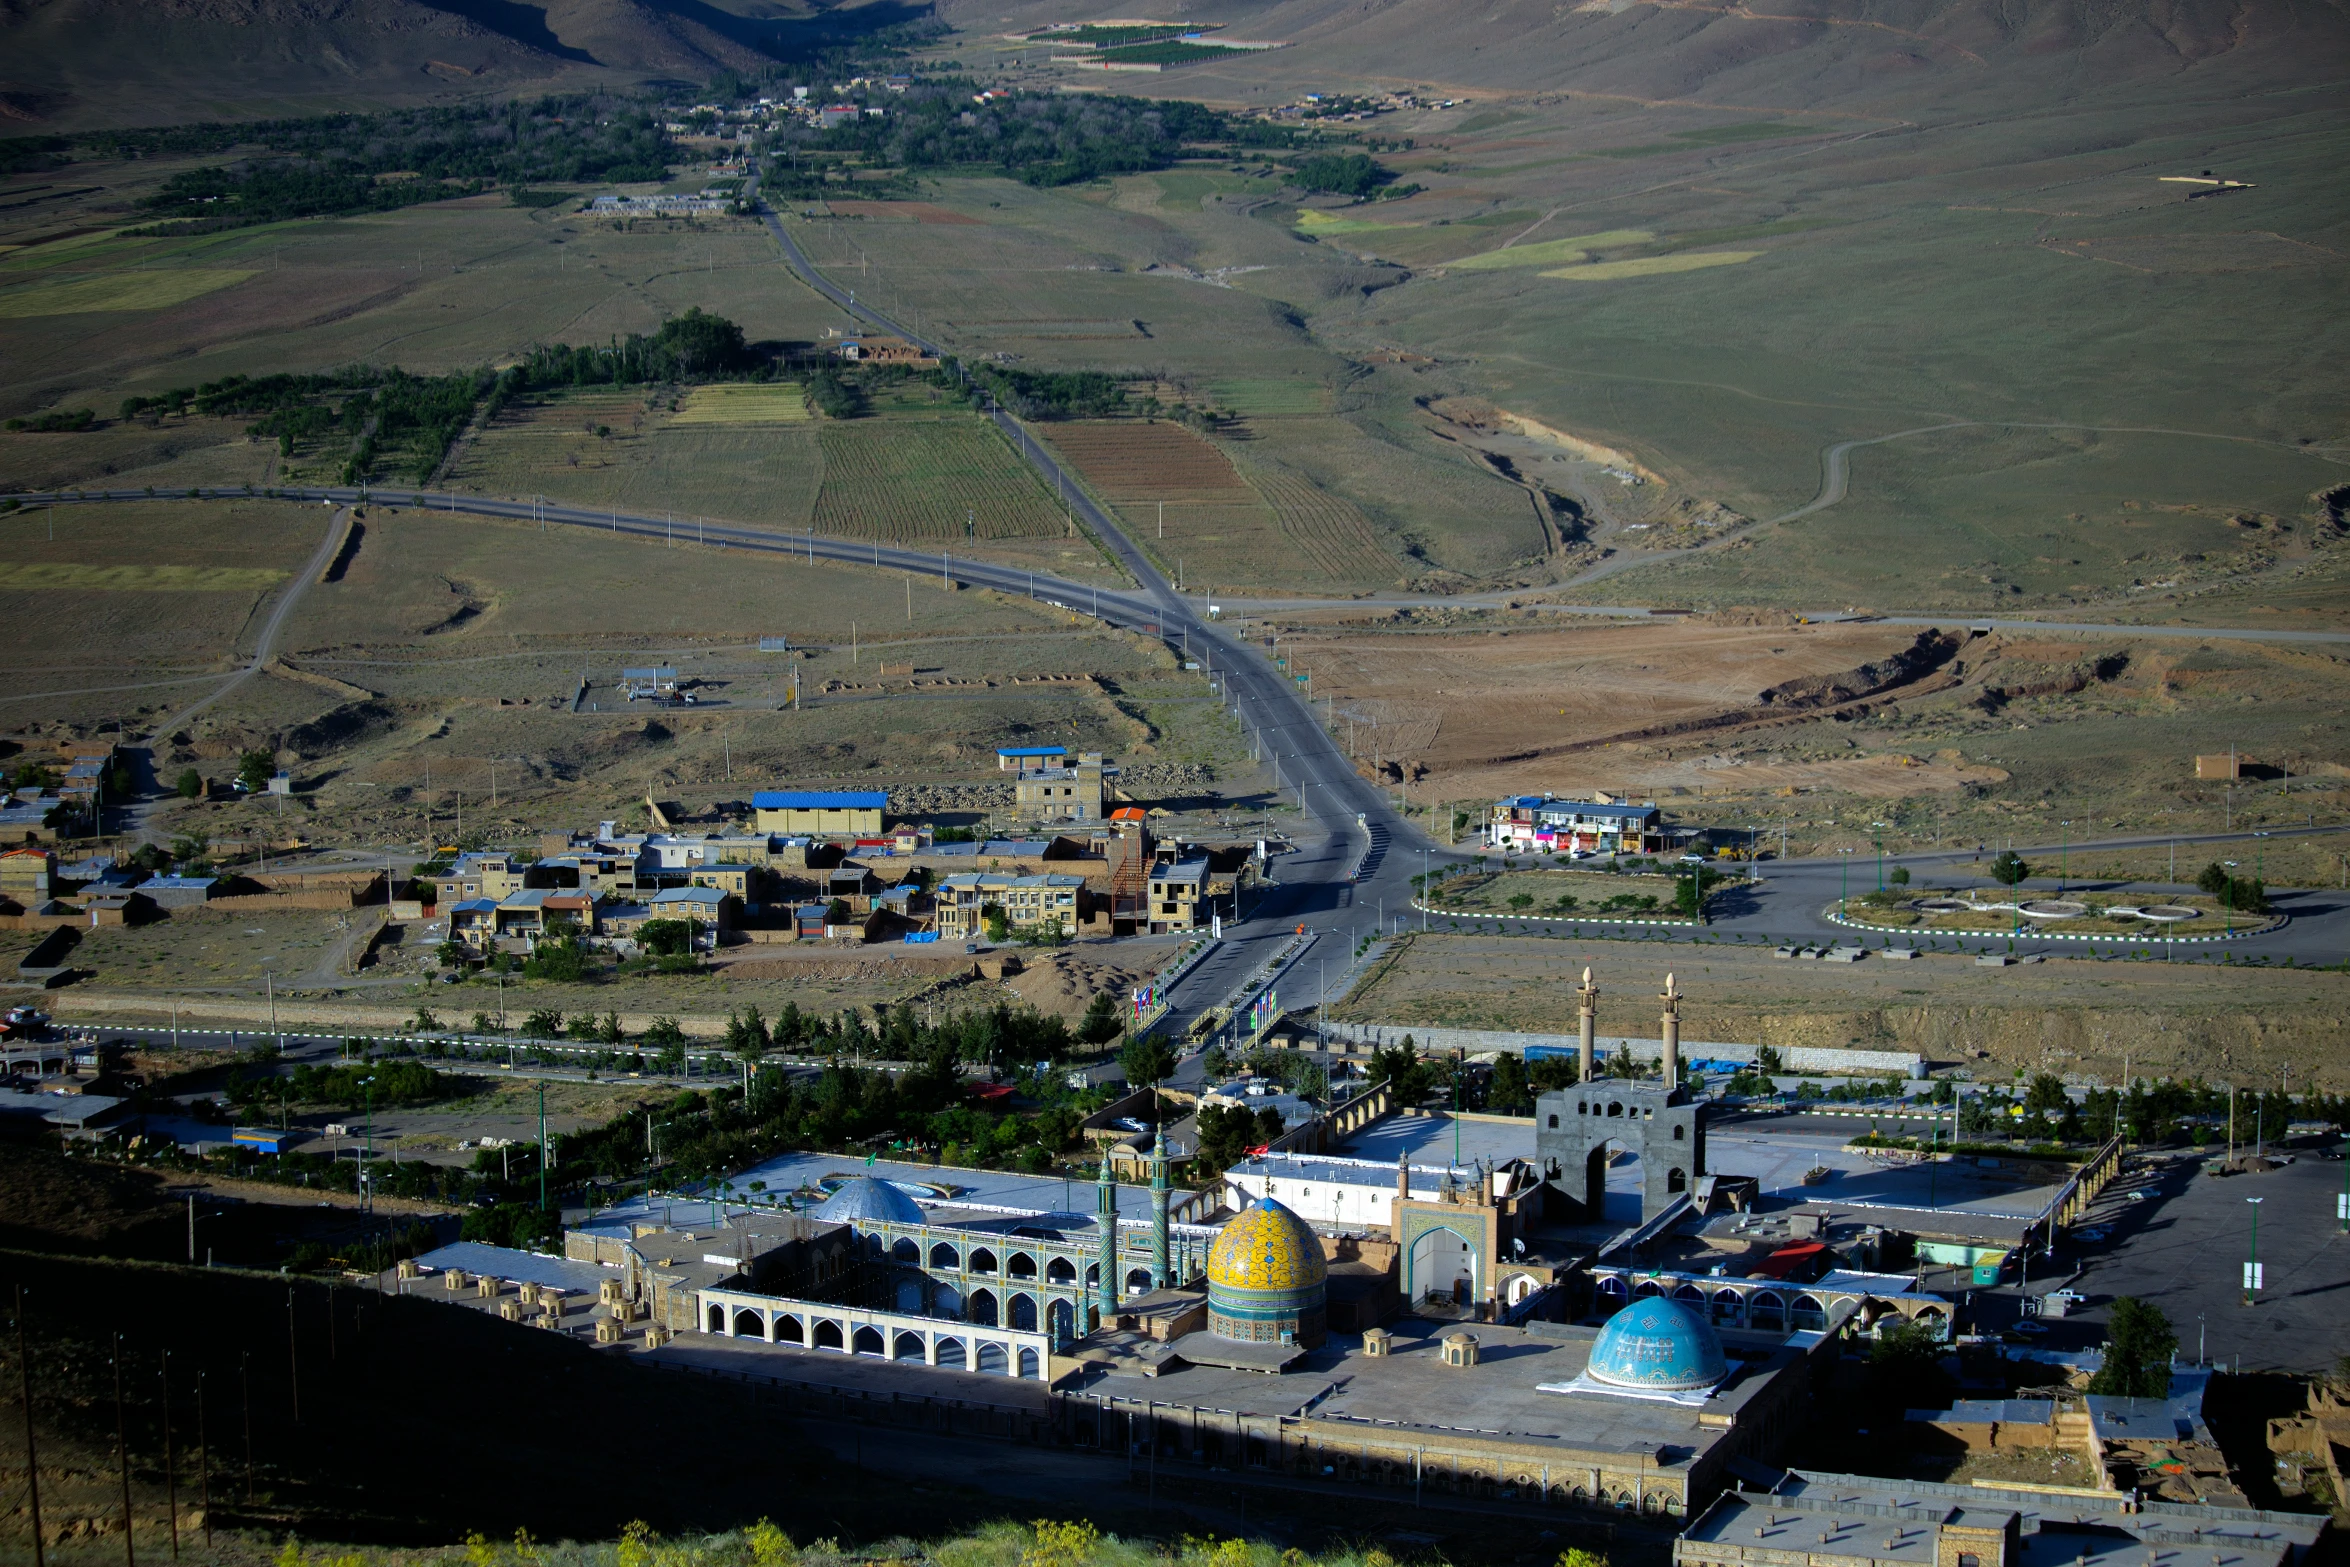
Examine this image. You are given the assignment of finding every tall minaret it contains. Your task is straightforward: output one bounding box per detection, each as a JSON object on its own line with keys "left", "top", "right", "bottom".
{"left": 1576, "top": 967, "right": 1599, "bottom": 1082}
{"left": 1148, "top": 1122, "right": 1171, "bottom": 1289}
{"left": 1660, "top": 972, "right": 1682, "bottom": 1091}
{"left": 1095, "top": 1152, "right": 1119, "bottom": 1321}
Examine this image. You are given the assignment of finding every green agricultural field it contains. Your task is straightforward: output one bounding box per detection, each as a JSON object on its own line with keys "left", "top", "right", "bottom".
{"left": 812, "top": 417, "right": 1072, "bottom": 542}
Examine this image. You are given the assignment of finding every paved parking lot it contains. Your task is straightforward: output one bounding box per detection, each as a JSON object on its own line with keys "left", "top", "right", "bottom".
{"left": 2046, "top": 1144, "right": 2350, "bottom": 1372}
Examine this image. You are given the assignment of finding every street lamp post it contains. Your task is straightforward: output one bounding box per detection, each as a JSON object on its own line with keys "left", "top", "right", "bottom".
{"left": 1839, "top": 848, "right": 1853, "bottom": 917}
{"left": 2059, "top": 821, "right": 2070, "bottom": 894}
{"left": 2243, "top": 1196, "right": 2264, "bottom": 1304}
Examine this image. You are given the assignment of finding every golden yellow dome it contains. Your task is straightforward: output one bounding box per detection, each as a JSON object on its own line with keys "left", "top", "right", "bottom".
{"left": 1207, "top": 1197, "right": 1328, "bottom": 1296}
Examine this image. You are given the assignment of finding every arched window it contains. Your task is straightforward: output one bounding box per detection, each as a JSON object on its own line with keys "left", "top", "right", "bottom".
{"left": 1672, "top": 1282, "right": 1703, "bottom": 1304}
{"left": 929, "top": 1242, "right": 960, "bottom": 1270}
{"left": 1007, "top": 1252, "right": 1038, "bottom": 1279}
{"left": 1633, "top": 1278, "right": 1663, "bottom": 1299}
{"left": 812, "top": 1319, "right": 844, "bottom": 1350}
{"left": 892, "top": 1237, "right": 920, "bottom": 1263}
{"left": 1712, "top": 1288, "right": 1743, "bottom": 1325}
{"left": 1018, "top": 1346, "right": 1041, "bottom": 1379}
{"left": 1792, "top": 1294, "right": 1828, "bottom": 1330}
{"left": 1547, "top": 1114, "right": 1559, "bottom": 1129}
{"left": 977, "top": 1341, "right": 1010, "bottom": 1375}
{"left": 1748, "top": 1290, "right": 1785, "bottom": 1330}
{"left": 1607, "top": 1102, "right": 1623, "bottom": 1118}
{"left": 852, "top": 1325, "right": 885, "bottom": 1356}
{"left": 934, "top": 1336, "right": 966, "bottom": 1369}
{"left": 1046, "top": 1256, "right": 1076, "bottom": 1284}
{"left": 1667, "top": 1167, "right": 1687, "bottom": 1193}
{"left": 776, "top": 1315, "right": 805, "bottom": 1344}
{"left": 1084, "top": 1263, "right": 1100, "bottom": 1287}
{"left": 969, "top": 1247, "right": 998, "bottom": 1274}
{"left": 1672, "top": 1124, "right": 1685, "bottom": 1141}
{"left": 893, "top": 1331, "right": 926, "bottom": 1362}
{"left": 708, "top": 1303, "right": 726, "bottom": 1334}
{"left": 1126, "top": 1268, "right": 1152, "bottom": 1295}
{"left": 1009, "top": 1293, "right": 1038, "bottom": 1332}
{"left": 969, "top": 1289, "right": 999, "bottom": 1327}
{"left": 733, "top": 1308, "right": 764, "bottom": 1338}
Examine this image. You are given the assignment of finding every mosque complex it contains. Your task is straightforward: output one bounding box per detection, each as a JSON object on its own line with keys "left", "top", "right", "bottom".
{"left": 536, "top": 974, "right": 1995, "bottom": 1521}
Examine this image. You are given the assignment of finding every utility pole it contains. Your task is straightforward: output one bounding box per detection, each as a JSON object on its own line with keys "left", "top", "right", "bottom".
{"left": 16, "top": 1286, "right": 42, "bottom": 1567}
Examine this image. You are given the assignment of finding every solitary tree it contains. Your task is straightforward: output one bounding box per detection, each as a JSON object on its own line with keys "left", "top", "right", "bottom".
{"left": 1121, "top": 1033, "right": 1175, "bottom": 1088}
{"left": 1991, "top": 850, "right": 2031, "bottom": 887}
{"left": 175, "top": 767, "right": 204, "bottom": 799}
{"left": 1487, "top": 1051, "right": 1533, "bottom": 1115}
{"left": 1078, "top": 990, "right": 1123, "bottom": 1047}
{"left": 2088, "top": 1297, "right": 2178, "bottom": 1398}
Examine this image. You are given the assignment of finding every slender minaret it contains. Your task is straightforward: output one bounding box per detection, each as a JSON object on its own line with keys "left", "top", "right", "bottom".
{"left": 1660, "top": 972, "right": 1682, "bottom": 1090}
{"left": 1576, "top": 967, "right": 1599, "bottom": 1082}
{"left": 1095, "top": 1152, "right": 1118, "bottom": 1321}
{"left": 1148, "top": 1123, "right": 1171, "bottom": 1289}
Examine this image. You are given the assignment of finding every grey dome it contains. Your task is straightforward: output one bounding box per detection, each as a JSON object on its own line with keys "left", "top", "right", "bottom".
{"left": 812, "top": 1175, "right": 925, "bottom": 1225}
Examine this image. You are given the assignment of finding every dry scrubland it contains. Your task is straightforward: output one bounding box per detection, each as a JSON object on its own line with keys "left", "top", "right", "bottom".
{"left": 1338, "top": 934, "right": 2350, "bottom": 1091}
{"left": 0, "top": 500, "right": 1252, "bottom": 854}
{"left": 1259, "top": 611, "right": 2349, "bottom": 864}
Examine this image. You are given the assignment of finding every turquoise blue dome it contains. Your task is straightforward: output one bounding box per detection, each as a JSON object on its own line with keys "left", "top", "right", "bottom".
{"left": 813, "top": 1175, "right": 925, "bottom": 1225}
{"left": 1587, "top": 1296, "right": 1728, "bottom": 1391}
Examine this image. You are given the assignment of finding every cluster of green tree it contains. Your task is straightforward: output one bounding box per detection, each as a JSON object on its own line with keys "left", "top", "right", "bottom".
{"left": 807, "top": 367, "right": 865, "bottom": 419}
{"left": 713, "top": 998, "right": 1083, "bottom": 1072}
{"left": 134, "top": 167, "right": 485, "bottom": 235}
{"left": 226, "top": 1057, "right": 455, "bottom": 1113}
{"left": 285, "top": 1219, "right": 439, "bottom": 1276}
{"left": 100, "top": 97, "right": 672, "bottom": 234}
{"left": 462, "top": 1202, "right": 561, "bottom": 1251}
{"left": 4, "top": 408, "right": 96, "bottom": 432}
{"left": 964, "top": 363, "right": 1128, "bottom": 420}
{"left": 1290, "top": 152, "right": 1391, "bottom": 197}
{"left": 1195, "top": 1101, "right": 1287, "bottom": 1174}
{"left": 114, "top": 311, "right": 753, "bottom": 485}
{"left": 796, "top": 87, "right": 1230, "bottom": 187}
{"left": 0, "top": 135, "right": 69, "bottom": 178}
{"left": 556, "top": 1043, "right": 1100, "bottom": 1185}
{"left": 2196, "top": 860, "right": 2270, "bottom": 913}
{"left": 511, "top": 307, "right": 754, "bottom": 385}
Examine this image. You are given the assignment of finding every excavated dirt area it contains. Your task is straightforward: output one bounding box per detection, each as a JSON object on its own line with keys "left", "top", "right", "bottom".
{"left": 1277, "top": 617, "right": 1974, "bottom": 799}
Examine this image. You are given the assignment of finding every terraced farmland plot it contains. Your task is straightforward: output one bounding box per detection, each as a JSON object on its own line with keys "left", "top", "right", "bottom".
{"left": 811, "top": 419, "right": 1067, "bottom": 541}
{"left": 1043, "top": 421, "right": 1251, "bottom": 499}
{"left": 1042, "top": 420, "right": 1399, "bottom": 591}
{"left": 670, "top": 383, "right": 808, "bottom": 424}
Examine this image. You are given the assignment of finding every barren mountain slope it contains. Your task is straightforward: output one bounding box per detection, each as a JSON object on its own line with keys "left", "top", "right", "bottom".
{"left": 949, "top": 0, "right": 2348, "bottom": 111}
{"left": 0, "top": 0, "right": 923, "bottom": 129}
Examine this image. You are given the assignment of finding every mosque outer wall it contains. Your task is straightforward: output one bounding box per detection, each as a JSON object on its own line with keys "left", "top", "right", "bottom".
{"left": 1051, "top": 1352, "right": 1819, "bottom": 1519}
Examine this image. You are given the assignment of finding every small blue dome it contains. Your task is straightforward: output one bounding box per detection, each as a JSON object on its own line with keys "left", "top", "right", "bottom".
{"left": 811, "top": 1175, "right": 925, "bottom": 1225}
{"left": 1587, "top": 1295, "right": 1728, "bottom": 1392}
